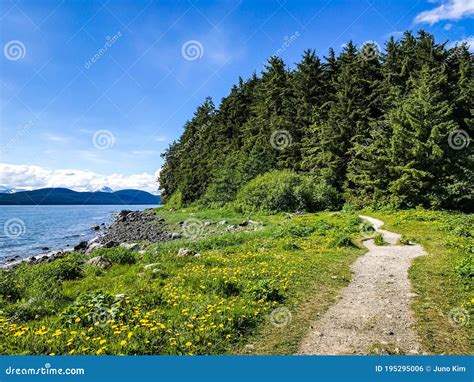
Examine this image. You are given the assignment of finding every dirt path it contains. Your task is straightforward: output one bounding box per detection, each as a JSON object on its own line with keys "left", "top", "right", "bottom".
{"left": 299, "top": 215, "right": 425, "bottom": 355}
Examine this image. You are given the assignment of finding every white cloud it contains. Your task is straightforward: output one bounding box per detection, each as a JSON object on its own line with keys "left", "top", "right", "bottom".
{"left": 0, "top": 163, "right": 160, "bottom": 194}
{"left": 414, "top": 0, "right": 474, "bottom": 24}
{"left": 448, "top": 35, "right": 474, "bottom": 50}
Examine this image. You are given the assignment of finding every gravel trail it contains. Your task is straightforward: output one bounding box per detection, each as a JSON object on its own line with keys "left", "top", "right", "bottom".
{"left": 299, "top": 215, "right": 425, "bottom": 355}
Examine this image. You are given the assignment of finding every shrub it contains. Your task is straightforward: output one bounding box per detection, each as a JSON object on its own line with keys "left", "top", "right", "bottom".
{"left": 234, "top": 170, "right": 341, "bottom": 213}
{"left": 331, "top": 233, "right": 354, "bottom": 247}
{"left": 94, "top": 247, "right": 136, "bottom": 265}
{"left": 42, "top": 254, "right": 85, "bottom": 281}
{"left": 373, "top": 233, "right": 387, "bottom": 246}
{"left": 60, "top": 291, "right": 123, "bottom": 326}
{"left": 165, "top": 190, "right": 183, "bottom": 209}
{"left": 0, "top": 271, "right": 21, "bottom": 302}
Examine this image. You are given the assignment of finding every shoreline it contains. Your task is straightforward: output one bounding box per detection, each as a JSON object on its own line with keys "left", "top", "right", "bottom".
{"left": 0, "top": 207, "right": 168, "bottom": 270}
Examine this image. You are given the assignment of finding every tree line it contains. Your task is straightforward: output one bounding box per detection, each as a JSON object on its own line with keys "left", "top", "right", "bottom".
{"left": 159, "top": 31, "right": 473, "bottom": 211}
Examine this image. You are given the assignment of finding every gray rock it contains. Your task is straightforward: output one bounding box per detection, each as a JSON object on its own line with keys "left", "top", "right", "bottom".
{"left": 177, "top": 248, "right": 196, "bottom": 257}
{"left": 169, "top": 232, "right": 182, "bottom": 240}
{"left": 217, "top": 220, "right": 227, "bottom": 225}
{"left": 86, "top": 256, "right": 112, "bottom": 269}
{"left": 103, "top": 241, "right": 119, "bottom": 248}
{"left": 74, "top": 241, "right": 88, "bottom": 251}
{"left": 194, "top": 253, "right": 201, "bottom": 258}
{"left": 120, "top": 242, "right": 140, "bottom": 251}
{"left": 85, "top": 242, "right": 102, "bottom": 255}
{"left": 91, "top": 225, "right": 100, "bottom": 231}
{"left": 144, "top": 263, "right": 160, "bottom": 270}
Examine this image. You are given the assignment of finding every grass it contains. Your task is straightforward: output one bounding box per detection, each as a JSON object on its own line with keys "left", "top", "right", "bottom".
{"left": 2, "top": 207, "right": 470, "bottom": 355}
{"left": 0, "top": 208, "right": 366, "bottom": 355}
{"left": 373, "top": 233, "right": 388, "bottom": 246}
{"left": 369, "top": 209, "right": 473, "bottom": 355}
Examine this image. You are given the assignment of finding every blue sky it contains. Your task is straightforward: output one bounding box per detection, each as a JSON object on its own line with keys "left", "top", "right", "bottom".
{"left": 1, "top": 0, "right": 473, "bottom": 193}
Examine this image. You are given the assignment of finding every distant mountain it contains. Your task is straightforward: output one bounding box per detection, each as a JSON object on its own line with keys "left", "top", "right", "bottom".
{"left": 95, "top": 186, "right": 114, "bottom": 193}
{"left": 0, "top": 185, "right": 28, "bottom": 194}
{"left": 0, "top": 188, "right": 161, "bottom": 205}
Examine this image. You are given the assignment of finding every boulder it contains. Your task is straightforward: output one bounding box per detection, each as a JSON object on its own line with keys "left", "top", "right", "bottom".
{"left": 238, "top": 220, "right": 248, "bottom": 227}
{"left": 117, "top": 210, "right": 132, "bottom": 222}
{"left": 120, "top": 242, "right": 140, "bottom": 251}
{"left": 91, "top": 225, "right": 100, "bottom": 231}
{"left": 217, "top": 220, "right": 227, "bottom": 225}
{"left": 177, "top": 248, "right": 196, "bottom": 257}
{"left": 86, "top": 256, "right": 112, "bottom": 269}
{"left": 85, "top": 242, "right": 102, "bottom": 256}
{"left": 169, "top": 232, "right": 182, "bottom": 240}
{"left": 102, "top": 240, "right": 119, "bottom": 248}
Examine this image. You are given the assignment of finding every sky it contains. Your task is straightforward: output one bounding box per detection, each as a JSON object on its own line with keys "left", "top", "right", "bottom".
{"left": 1, "top": 0, "right": 473, "bottom": 194}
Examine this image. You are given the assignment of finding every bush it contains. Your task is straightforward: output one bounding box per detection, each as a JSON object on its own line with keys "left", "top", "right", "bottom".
{"left": 234, "top": 170, "right": 341, "bottom": 213}
{"left": 93, "top": 247, "right": 137, "bottom": 265}
{"left": 373, "top": 233, "right": 387, "bottom": 246}
{"left": 165, "top": 190, "right": 183, "bottom": 209}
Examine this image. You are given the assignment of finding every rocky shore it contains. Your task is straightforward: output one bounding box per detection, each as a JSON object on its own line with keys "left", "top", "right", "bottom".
{"left": 1, "top": 209, "right": 170, "bottom": 270}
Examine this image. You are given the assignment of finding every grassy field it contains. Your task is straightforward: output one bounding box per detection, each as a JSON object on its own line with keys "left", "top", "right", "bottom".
{"left": 0, "top": 208, "right": 367, "bottom": 355}
{"left": 370, "top": 209, "right": 473, "bottom": 355}
{"left": 1, "top": 208, "right": 471, "bottom": 355}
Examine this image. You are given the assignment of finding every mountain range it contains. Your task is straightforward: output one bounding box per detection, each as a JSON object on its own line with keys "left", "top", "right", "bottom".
{"left": 0, "top": 188, "right": 161, "bottom": 205}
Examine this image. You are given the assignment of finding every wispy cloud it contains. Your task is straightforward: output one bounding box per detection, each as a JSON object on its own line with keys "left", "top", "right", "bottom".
{"left": 414, "top": 0, "right": 474, "bottom": 24}
{"left": 0, "top": 163, "right": 160, "bottom": 194}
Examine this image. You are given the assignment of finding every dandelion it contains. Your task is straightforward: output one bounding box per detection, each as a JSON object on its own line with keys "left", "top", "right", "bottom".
{"left": 185, "top": 341, "right": 192, "bottom": 347}
{"left": 127, "top": 332, "right": 133, "bottom": 339}
{"left": 96, "top": 348, "right": 103, "bottom": 355}
{"left": 99, "top": 339, "right": 107, "bottom": 345}
{"left": 120, "top": 340, "right": 127, "bottom": 347}
{"left": 75, "top": 317, "right": 81, "bottom": 323}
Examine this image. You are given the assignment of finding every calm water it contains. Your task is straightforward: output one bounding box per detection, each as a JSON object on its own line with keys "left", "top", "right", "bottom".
{"left": 0, "top": 205, "right": 159, "bottom": 260}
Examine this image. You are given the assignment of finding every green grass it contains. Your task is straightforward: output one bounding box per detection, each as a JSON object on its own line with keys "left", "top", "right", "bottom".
{"left": 373, "top": 233, "right": 388, "bottom": 246}
{"left": 0, "top": 208, "right": 366, "bottom": 355}
{"left": 369, "top": 209, "right": 473, "bottom": 355}
{"left": 2, "top": 208, "right": 470, "bottom": 355}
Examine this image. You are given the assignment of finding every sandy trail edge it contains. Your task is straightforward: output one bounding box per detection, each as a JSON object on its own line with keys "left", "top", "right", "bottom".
{"left": 298, "top": 215, "right": 425, "bottom": 355}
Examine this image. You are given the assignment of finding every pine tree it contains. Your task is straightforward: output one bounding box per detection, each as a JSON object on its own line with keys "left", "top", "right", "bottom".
{"left": 388, "top": 65, "right": 458, "bottom": 208}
